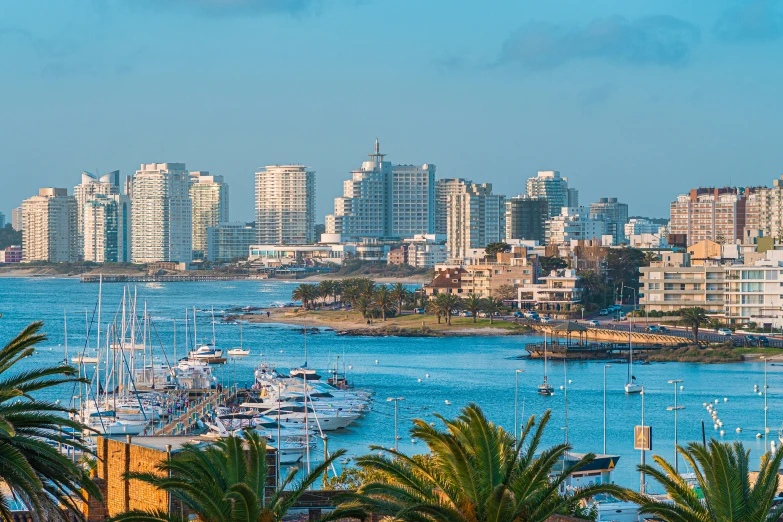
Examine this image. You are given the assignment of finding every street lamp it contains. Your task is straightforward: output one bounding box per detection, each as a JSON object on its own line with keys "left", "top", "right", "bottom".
{"left": 603, "top": 364, "right": 612, "bottom": 454}
{"left": 515, "top": 369, "right": 524, "bottom": 440}
{"left": 667, "top": 379, "right": 684, "bottom": 473}
{"left": 386, "top": 397, "right": 405, "bottom": 451}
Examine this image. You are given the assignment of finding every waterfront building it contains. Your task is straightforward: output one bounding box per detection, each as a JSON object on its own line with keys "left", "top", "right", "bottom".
{"left": 505, "top": 195, "right": 548, "bottom": 244}
{"left": 669, "top": 188, "right": 747, "bottom": 246}
{"left": 206, "top": 222, "right": 256, "bottom": 262}
{"left": 21, "top": 188, "right": 78, "bottom": 262}
{"left": 82, "top": 194, "right": 132, "bottom": 263}
{"left": 0, "top": 245, "right": 22, "bottom": 263}
{"left": 589, "top": 197, "right": 628, "bottom": 244}
{"left": 255, "top": 165, "right": 315, "bottom": 245}
{"left": 248, "top": 243, "right": 357, "bottom": 266}
{"left": 403, "top": 234, "right": 447, "bottom": 268}
{"left": 325, "top": 140, "right": 434, "bottom": 240}
{"left": 516, "top": 268, "right": 582, "bottom": 312}
{"left": 11, "top": 207, "right": 23, "bottom": 232}
{"left": 546, "top": 207, "right": 606, "bottom": 245}
{"left": 639, "top": 252, "right": 725, "bottom": 314}
{"left": 131, "top": 163, "right": 192, "bottom": 264}
{"left": 446, "top": 183, "right": 505, "bottom": 261}
{"left": 190, "top": 171, "right": 229, "bottom": 259}
{"left": 74, "top": 171, "right": 120, "bottom": 258}
{"left": 525, "top": 171, "right": 578, "bottom": 217}
{"left": 434, "top": 178, "right": 472, "bottom": 235}
{"left": 724, "top": 250, "right": 783, "bottom": 328}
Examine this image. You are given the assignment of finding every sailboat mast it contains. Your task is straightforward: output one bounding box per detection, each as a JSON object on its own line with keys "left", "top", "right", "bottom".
{"left": 64, "top": 309, "right": 68, "bottom": 364}
{"left": 544, "top": 329, "right": 548, "bottom": 382}
{"left": 628, "top": 313, "right": 633, "bottom": 381}
{"left": 193, "top": 307, "right": 198, "bottom": 348}
{"left": 97, "top": 275, "right": 102, "bottom": 352}
{"left": 211, "top": 306, "right": 216, "bottom": 346}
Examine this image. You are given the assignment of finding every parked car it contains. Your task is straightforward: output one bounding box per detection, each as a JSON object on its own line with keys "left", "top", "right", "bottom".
{"left": 658, "top": 325, "right": 668, "bottom": 333}
{"left": 758, "top": 335, "right": 770, "bottom": 346}
{"left": 717, "top": 328, "right": 733, "bottom": 336}
{"left": 599, "top": 309, "right": 609, "bottom": 316}
{"left": 647, "top": 325, "right": 660, "bottom": 332}
{"left": 461, "top": 311, "right": 472, "bottom": 317}
{"left": 478, "top": 312, "right": 490, "bottom": 318}
{"left": 524, "top": 311, "right": 539, "bottom": 319}
{"left": 413, "top": 308, "right": 425, "bottom": 314}
{"left": 586, "top": 320, "right": 600, "bottom": 327}
{"left": 513, "top": 311, "right": 524, "bottom": 318}
{"left": 539, "top": 317, "right": 552, "bottom": 324}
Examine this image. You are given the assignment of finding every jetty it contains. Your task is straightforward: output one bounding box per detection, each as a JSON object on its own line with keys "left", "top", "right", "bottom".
{"left": 152, "top": 388, "right": 234, "bottom": 436}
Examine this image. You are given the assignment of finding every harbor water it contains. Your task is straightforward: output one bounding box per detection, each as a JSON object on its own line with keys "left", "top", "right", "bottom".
{"left": 0, "top": 277, "right": 779, "bottom": 490}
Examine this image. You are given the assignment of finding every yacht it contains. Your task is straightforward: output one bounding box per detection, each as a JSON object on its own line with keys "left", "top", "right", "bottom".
{"left": 624, "top": 313, "right": 642, "bottom": 394}
{"left": 228, "top": 348, "right": 250, "bottom": 356}
{"left": 190, "top": 345, "right": 223, "bottom": 361}
{"left": 538, "top": 330, "right": 554, "bottom": 396}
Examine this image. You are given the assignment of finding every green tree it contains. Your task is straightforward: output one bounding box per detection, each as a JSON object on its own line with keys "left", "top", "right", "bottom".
{"left": 291, "top": 283, "right": 318, "bottom": 310}
{"left": 496, "top": 284, "right": 517, "bottom": 301}
{"left": 464, "top": 294, "right": 484, "bottom": 323}
{"left": 577, "top": 270, "right": 606, "bottom": 308}
{"left": 356, "top": 278, "right": 376, "bottom": 299}
{"left": 110, "top": 430, "right": 343, "bottom": 522}
{"left": 373, "top": 285, "right": 396, "bottom": 321}
{"left": 342, "top": 280, "right": 360, "bottom": 308}
{"left": 317, "top": 280, "right": 335, "bottom": 305}
{"left": 435, "top": 293, "right": 462, "bottom": 326}
{"left": 606, "top": 248, "right": 647, "bottom": 293}
{"left": 0, "top": 321, "right": 101, "bottom": 520}
{"left": 389, "top": 282, "right": 412, "bottom": 315}
{"left": 539, "top": 256, "right": 568, "bottom": 274}
{"left": 617, "top": 440, "right": 783, "bottom": 522}
{"left": 483, "top": 296, "right": 504, "bottom": 324}
{"left": 425, "top": 297, "right": 444, "bottom": 324}
{"left": 356, "top": 296, "right": 371, "bottom": 318}
{"left": 0, "top": 224, "right": 22, "bottom": 250}
{"left": 328, "top": 406, "right": 615, "bottom": 522}
{"left": 679, "top": 307, "right": 708, "bottom": 345}
{"left": 485, "top": 241, "right": 511, "bottom": 259}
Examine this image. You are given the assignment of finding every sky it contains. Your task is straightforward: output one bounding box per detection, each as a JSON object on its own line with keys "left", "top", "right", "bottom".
{"left": 1, "top": 0, "right": 782, "bottom": 222}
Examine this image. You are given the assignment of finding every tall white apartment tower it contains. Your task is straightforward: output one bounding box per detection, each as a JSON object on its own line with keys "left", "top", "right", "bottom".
{"left": 325, "top": 139, "right": 434, "bottom": 239}
{"left": 83, "top": 194, "right": 132, "bottom": 263}
{"left": 74, "top": 171, "right": 120, "bottom": 258}
{"left": 446, "top": 183, "right": 505, "bottom": 261}
{"left": 11, "top": 207, "right": 23, "bottom": 232}
{"left": 526, "top": 171, "right": 578, "bottom": 217}
{"left": 434, "top": 178, "right": 472, "bottom": 235}
{"left": 21, "top": 188, "right": 78, "bottom": 262}
{"left": 189, "top": 172, "right": 229, "bottom": 259}
{"left": 131, "top": 163, "right": 192, "bottom": 263}
{"left": 255, "top": 165, "right": 315, "bottom": 245}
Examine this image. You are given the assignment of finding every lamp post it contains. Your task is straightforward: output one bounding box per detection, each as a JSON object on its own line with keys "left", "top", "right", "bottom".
{"left": 667, "top": 379, "right": 684, "bottom": 473}
{"left": 515, "top": 369, "right": 524, "bottom": 440}
{"left": 386, "top": 397, "right": 405, "bottom": 451}
{"left": 603, "top": 364, "right": 612, "bottom": 454}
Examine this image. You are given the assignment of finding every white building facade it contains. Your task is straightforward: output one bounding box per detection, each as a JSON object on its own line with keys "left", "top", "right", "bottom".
{"left": 255, "top": 165, "right": 315, "bottom": 245}
{"left": 74, "top": 171, "right": 120, "bottom": 258}
{"left": 82, "top": 194, "right": 132, "bottom": 263}
{"left": 189, "top": 172, "right": 229, "bottom": 259}
{"left": 446, "top": 183, "right": 505, "bottom": 261}
{"left": 434, "top": 178, "right": 472, "bottom": 235}
{"left": 526, "top": 171, "right": 578, "bottom": 218}
{"left": 206, "top": 222, "right": 256, "bottom": 262}
{"left": 22, "top": 188, "right": 78, "bottom": 262}
{"left": 546, "top": 207, "right": 606, "bottom": 245}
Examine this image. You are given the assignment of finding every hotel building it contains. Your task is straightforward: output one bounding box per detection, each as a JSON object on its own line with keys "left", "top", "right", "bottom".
{"left": 190, "top": 172, "right": 229, "bottom": 259}
{"left": 446, "top": 183, "right": 505, "bottom": 261}
{"left": 21, "top": 188, "right": 79, "bottom": 262}
{"left": 255, "top": 165, "right": 315, "bottom": 245}
{"left": 526, "top": 171, "right": 578, "bottom": 218}
{"left": 82, "top": 194, "right": 132, "bottom": 263}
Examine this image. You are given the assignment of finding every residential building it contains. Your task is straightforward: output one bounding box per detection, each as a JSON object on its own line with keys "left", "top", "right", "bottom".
{"left": 403, "top": 234, "right": 448, "bottom": 268}
{"left": 74, "top": 171, "right": 120, "bottom": 258}
{"left": 525, "top": 171, "right": 578, "bottom": 217}
{"left": 639, "top": 252, "right": 725, "bottom": 314}
{"left": 423, "top": 267, "right": 468, "bottom": 297}
{"left": 11, "top": 207, "right": 23, "bottom": 232}
{"left": 505, "top": 196, "right": 548, "bottom": 244}
{"left": 131, "top": 163, "right": 192, "bottom": 264}
{"left": 516, "top": 268, "right": 582, "bottom": 312}
{"left": 589, "top": 197, "right": 628, "bottom": 244}
{"left": 0, "top": 246, "right": 22, "bottom": 263}
{"left": 625, "top": 218, "right": 666, "bottom": 237}
{"left": 446, "top": 183, "right": 505, "bottom": 261}
{"left": 724, "top": 250, "right": 783, "bottom": 328}
{"left": 255, "top": 165, "right": 315, "bottom": 245}
{"left": 190, "top": 172, "right": 229, "bottom": 259}
{"left": 546, "top": 207, "right": 606, "bottom": 245}
{"left": 326, "top": 139, "right": 434, "bottom": 240}
{"left": 434, "top": 178, "right": 472, "bottom": 235}
{"left": 21, "top": 188, "right": 78, "bottom": 262}
{"left": 82, "top": 194, "right": 132, "bottom": 263}
{"left": 460, "top": 260, "right": 536, "bottom": 299}
{"left": 669, "top": 188, "right": 747, "bottom": 246}
{"left": 206, "top": 222, "right": 256, "bottom": 262}
{"left": 387, "top": 245, "right": 408, "bottom": 265}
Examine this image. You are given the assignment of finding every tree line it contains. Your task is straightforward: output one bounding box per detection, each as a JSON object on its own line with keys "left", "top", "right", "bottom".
{"left": 291, "top": 279, "right": 419, "bottom": 320}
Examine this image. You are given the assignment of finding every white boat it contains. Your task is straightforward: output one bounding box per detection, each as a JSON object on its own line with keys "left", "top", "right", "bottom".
{"left": 85, "top": 412, "right": 149, "bottom": 435}
{"left": 624, "top": 313, "right": 642, "bottom": 394}
{"left": 228, "top": 348, "right": 250, "bottom": 356}
{"left": 72, "top": 355, "right": 99, "bottom": 365}
{"left": 538, "top": 330, "right": 554, "bottom": 396}
{"left": 190, "top": 345, "right": 223, "bottom": 360}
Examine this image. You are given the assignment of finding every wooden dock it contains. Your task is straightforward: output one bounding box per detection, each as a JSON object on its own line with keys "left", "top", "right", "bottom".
{"left": 152, "top": 389, "right": 233, "bottom": 436}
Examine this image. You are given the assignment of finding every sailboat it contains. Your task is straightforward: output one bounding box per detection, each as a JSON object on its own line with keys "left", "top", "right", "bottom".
{"left": 228, "top": 323, "right": 250, "bottom": 357}
{"left": 537, "top": 329, "right": 554, "bottom": 396}
{"left": 624, "top": 311, "right": 643, "bottom": 394}
{"left": 289, "top": 323, "right": 320, "bottom": 380}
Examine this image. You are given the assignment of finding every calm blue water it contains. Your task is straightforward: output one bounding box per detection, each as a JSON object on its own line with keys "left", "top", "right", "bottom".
{"left": 0, "top": 277, "right": 779, "bottom": 490}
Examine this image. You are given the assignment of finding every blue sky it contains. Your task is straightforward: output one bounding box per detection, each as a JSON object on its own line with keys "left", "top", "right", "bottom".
{"left": 1, "top": 0, "right": 782, "bottom": 222}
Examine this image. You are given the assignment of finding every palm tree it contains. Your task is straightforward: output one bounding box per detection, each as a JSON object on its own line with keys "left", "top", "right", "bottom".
{"left": 332, "top": 280, "right": 343, "bottom": 306}
{"left": 435, "top": 293, "right": 462, "bottom": 326}
{"left": 679, "top": 307, "right": 708, "bottom": 345}
{"left": 389, "top": 282, "right": 411, "bottom": 315}
{"left": 356, "top": 296, "right": 371, "bottom": 318}
{"left": 372, "top": 285, "right": 397, "bottom": 321}
{"left": 328, "top": 405, "right": 615, "bottom": 522}
{"left": 356, "top": 278, "right": 376, "bottom": 299}
{"left": 617, "top": 440, "right": 783, "bottom": 522}
{"left": 425, "top": 297, "right": 443, "bottom": 324}
{"left": 464, "top": 293, "right": 484, "bottom": 323}
{"left": 110, "top": 430, "right": 344, "bottom": 522}
{"left": 342, "top": 281, "right": 360, "bottom": 308}
{"left": 484, "top": 296, "right": 504, "bottom": 324}
{"left": 0, "top": 321, "right": 101, "bottom": 520}
{"left": 577, "top": 270, "right": 605, "bottom": 308}
{"left": 291, "top": 283, "right": 317, "bottom": 310}
{"left": 318, "top": 280, "right": 335, "bottom": 305}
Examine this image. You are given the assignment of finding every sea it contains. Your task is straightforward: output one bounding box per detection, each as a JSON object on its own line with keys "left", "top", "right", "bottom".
{"left": 0, "top": 277, "right": 779, "bottom": 491}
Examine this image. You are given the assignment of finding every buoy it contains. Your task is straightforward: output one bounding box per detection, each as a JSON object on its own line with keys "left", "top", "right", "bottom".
{"left": 560, "top": 385, "right": 564, "bottom": 390}
{"left": 425, "top": 373, "right": 430, "bottom": 378}
{"left": 418, "top": 379, "right": 422, "bottom": 383}
{"left": 375, "top": 360, "right": 379, "bottom": 364}
{"left": 349, "top": 365, "right": 353, "bottom": 370}
{"left": 720, "top": 430, "right": 725, "bottom": 436}
{"left": 680, "top": 385, "right": 684, "bottom": 391}
{"left": 444, "top": 400, "right": 451, "bottom": 405}
{"left": 759, "top": 392, "right": 763, "bottom": 396}
{"left": 736, "top": 427, "right": 742, "bottom": 433}
{"left": 724, "top": 397, "right": 728, "bottom": 402}
{"left": 757, "top": 433, "right": 763, "bottom": 438}
{"left": 715, "top": 399, "right": 719, "bottom": 404}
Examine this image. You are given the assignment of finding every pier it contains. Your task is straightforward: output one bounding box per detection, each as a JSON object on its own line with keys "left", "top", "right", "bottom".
{"left": 152, "top": 388, "right": 234, "bottom": 436}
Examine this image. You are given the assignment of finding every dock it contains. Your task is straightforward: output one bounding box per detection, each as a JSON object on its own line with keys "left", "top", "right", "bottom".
{"left": 152, "top": 388, "right": 233, "bottom": 436}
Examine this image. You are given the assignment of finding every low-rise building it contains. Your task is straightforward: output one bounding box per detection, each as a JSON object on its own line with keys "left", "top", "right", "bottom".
{"left": 546, "top": 207, "right": 606, "bottom": 245}
{"left": 403, "top": 234, "right": 447, "bottom": 268}
{"left": 0, "top": 245, "right": 22, "bottom": 263}
{"left": 724, "top": 250, "right": 783, "bottom": 328}
{"left": 516, "top": 268, "right": 582, "bottom": 312}
{"left": 207, "top": 222, "right": 256, "bottom": 262}
{"left": 639, "top": 252, "right": 725, "bottom": 314}
{"left": 248, "top": 244, "right": 356, "bottom": 266}
{"left": 423, "top": 267, "right": 467, "bottom": 297}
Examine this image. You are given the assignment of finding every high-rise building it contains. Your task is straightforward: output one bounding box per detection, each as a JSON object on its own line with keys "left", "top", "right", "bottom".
{"left": 189, "top": 172, "right": 229, "bottom": 259}
{"left": 669, "top": 188, "right": 746, "bottom": 246}
{"left": 21, "top": 188, "right": 78, "bottom": 262}
{"left": 325, "top": 140, "right": 434, "bottom": 240}
{"left": 82, "top": 194, "right": 132, "bottom": 263}
{"left": 505, "top": 196, "right": 548, "bottom": 244}
{"left": 74, "top": 171, "right": 120, "bottom": 258}
{"left": 589, "top": 197, "right": 629, "bottom": 244}
{"left": 434, "top": 178, "right": 472, "bottom": 235}
{"left": 546, "top": 207, "right": 606, "bottom": 245}
{"left": 207, "top": 222, "right": 256, "bottom": 262}
{"left": 526, "top": 171, "right": 578, "bottom": 217}
{"left": 446, "top": 183, "right": 505, "bottom": 260}
{"left": 11, "top": 207, "right": 23, "bottom": 232}
{"left": 131, "top": 163, "right": 192, "bottom": 264}
{"left": 0, "top": 211, "right": 5, "bottom": 228}
{"left": 255, "top": 165, "right": 315, "bottom": 245}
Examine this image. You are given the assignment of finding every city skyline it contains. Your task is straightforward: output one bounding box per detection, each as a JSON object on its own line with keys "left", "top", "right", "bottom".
{"left": 3, "top": 1, "right": 783, "bottom": 222}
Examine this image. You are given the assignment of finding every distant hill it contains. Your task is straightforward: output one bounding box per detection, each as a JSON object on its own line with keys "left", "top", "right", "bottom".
{"left": 0, "top": 225, "right": 21, "bottom": 249}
